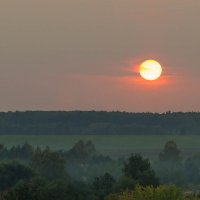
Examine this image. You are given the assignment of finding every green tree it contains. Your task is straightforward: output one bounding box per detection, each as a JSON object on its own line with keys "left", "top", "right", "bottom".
{"left": 6, "top": 177, "right": 46, "bottom": 200}
{"left": 155, "top": 141, "right": 184, "bottom": 186}
{"left": 93, "top": 173, "right": 116, "bottom": 200}
{"left": 42, "top": 180, "right": 68, "bottom": 200}
{"left": 159, "top": 140, "right": 181, "bottom": 162}
{"left": 21, "top": 142, "right": 34, "bottom": 159}
{"left": 113, "top": 176, "right": 136, "bottom": 192}
{"left": 0, "top": 161, "right": 34, "bottom": 191}
{"left": 0, "top": 144, "right": 8, "bottom": 159}
{"left": 66, "top": 140, "right": 96, "bottom": 163}
{"left": 66, "top": 181, "right": 98, "bottom": 200}
{"left": 123, "top": 154, "right": 159, "bottom": 187}
{"left": 30, "top": 148, "right": 67, "bottom": 181}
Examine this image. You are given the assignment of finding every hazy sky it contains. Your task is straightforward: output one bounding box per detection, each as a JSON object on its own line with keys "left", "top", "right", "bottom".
{"left": 1, "top": 0, "right": 200, "bottom": 112}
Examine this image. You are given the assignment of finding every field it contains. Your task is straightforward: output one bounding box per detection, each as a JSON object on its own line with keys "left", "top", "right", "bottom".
{"left": 1, "top": 135, "right": 200, "bottom": 159}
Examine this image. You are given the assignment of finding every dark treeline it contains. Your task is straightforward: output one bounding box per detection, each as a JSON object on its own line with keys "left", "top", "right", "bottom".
{"left": 0, "top": 111, "right": 200, "bottom": 135}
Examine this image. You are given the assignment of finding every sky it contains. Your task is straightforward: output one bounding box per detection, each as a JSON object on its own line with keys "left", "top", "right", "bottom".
{"left": 0, "top": 0, "right": 200, "bottom": 112}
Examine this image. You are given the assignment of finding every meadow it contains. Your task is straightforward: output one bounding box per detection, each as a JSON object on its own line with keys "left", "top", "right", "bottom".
{"left": 1, "top": 135, "right": 200, "bottom": 159}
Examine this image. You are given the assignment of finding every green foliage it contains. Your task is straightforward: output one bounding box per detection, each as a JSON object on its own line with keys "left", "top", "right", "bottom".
{"left": 4, "top": 177, "right": 46, "bottom": 200}
{"left": 0, "top": 178, "right": 97, "bottom": 200}
{"left": 0, "top": 144, "right": 8, "bottom": 159}
{"left": 93, "top": 173, "right": 116, "bottom": 199}
{"left": 0, "top": 142, "right": 33, "bottom": 160}
{"left": 30, "top": 147, "right": 67, "bottom": 180}
{"left": 113, "top": 176, "right": 136, "bottom": 192}
{"left": 64, "top": 181, "right": 98, "bottom": 200}
{"left": 9, "top": 179, "right": 67, "bottom": 200}
{"left": 42, "top": 180, "right": 69, "bottom": 200}
{"left": 83, "top": 156, "right": 122, "bottom": 182}
{"left": 0, "top": 140, "right": 122, "bottom": 183}
{"left": 66, "top": 140, "right": 96, "bottom": 163}
{"left": 106, "top": 185, "right": 183, "bottom": 200}
{"left": 0, "top": 139, "right": 200, "bottom": 199}
{"left": 123, "top": 154, "right": 159, "bottom": 187}
{"left": 0, "top": 161, "right": 34, "bottom": 191}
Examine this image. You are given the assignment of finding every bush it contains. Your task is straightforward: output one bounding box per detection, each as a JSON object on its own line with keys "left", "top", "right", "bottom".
{"left": 106, "top": 185, "right": 183, "bottom": 200}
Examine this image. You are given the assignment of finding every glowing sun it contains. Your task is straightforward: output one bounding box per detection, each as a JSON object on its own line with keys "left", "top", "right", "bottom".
{"left": 139, "top": 60, "right": 162, "bottom": 81}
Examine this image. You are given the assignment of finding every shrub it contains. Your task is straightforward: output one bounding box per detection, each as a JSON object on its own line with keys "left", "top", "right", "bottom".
{"left": 106, "top": 185, "right": 183, "bottom": 200}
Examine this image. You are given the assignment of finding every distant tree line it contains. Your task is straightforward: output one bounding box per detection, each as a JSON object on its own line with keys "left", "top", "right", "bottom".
{"left": 0, "top": 111, "right": 200, "bottom": 135}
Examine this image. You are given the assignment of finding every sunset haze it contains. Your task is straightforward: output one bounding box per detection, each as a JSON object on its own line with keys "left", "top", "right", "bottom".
{"left": 0, "top": 0, "right": 200, "bottom": 112}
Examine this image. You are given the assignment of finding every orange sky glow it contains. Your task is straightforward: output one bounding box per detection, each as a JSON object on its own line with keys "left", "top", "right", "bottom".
{"left": 0, "top": 0, "right": 200, "bottom": 112}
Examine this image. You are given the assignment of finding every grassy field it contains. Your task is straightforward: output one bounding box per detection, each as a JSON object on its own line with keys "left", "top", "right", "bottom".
{"left": 0, "top": 135, "right": 200, "bottom": 159}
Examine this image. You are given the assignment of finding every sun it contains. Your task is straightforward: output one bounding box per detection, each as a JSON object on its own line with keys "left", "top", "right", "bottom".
{"left": 139, "top": 60, "right": 162, "bottom": 81}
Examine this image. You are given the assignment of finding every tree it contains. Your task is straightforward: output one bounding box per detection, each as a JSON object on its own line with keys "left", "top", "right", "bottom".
{"left": 0, "top": 144, "right": 8, "bottom": 159}
{"left": 123, "top": 154, "right": 159, "bottom": 187}
{"left": 159, "top": 140, "right": 181, "bottom": 162}
{"left": 43, "top": 180, "right": 69, "bottom": 200}
{"left": 93, "top": 173, "right": 116, "bottom": 200}
{"left": 0, "top": 161, "right": 34, "bottom": 191}
{"left": 66, "top": 140, "right": 96, "bottom": 163}
{"left": 20, "top": 142, "right": 34, "bottom": 159}
{"left": 66, "top": 181, "right": 98, "bottom": 200}
{"left": 30, "top": 148, "right": 67, "bottom": 181}
{"left": 4, "top": 177, "right": 46, "bottom": 200}
{"left": 184, "top": 154, "right": 200, "bottom": 184}
{"left": 155, "top": 141, "right": 184, "bottom": 186}
{"left": 113, "top": 176, "right": 136, "bottom": 192}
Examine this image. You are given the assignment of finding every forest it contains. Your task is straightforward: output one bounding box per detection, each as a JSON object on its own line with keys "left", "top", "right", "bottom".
{"left": 0, "top": 140, "right": 200, "bottom": 199}
{"left": 1, "top": 111, "right": 200, "bottom": 199}
{"left": 0, "top": 111, "right": 200, "bottom": 135}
